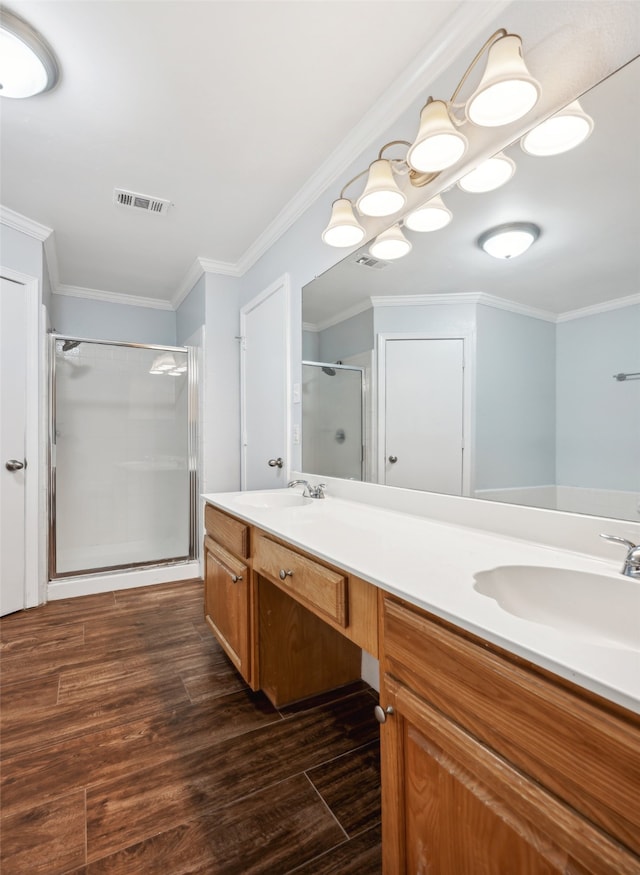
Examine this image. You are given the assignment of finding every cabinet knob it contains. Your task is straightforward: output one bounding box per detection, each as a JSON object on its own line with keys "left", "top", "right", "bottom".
{"left": 374, "top": 704, "right": 394, "bottom": 724}
{"left": 268, "top": 457, "right": 284, "bottom": 468}
{"left": 279, "top": 569, "right": 293, "bottom": 580}
{"left": 230, "top": 573, "right": 242, "bottom": 583}
{"left": 388, "top": 455, "right": 398, "bottom": 463}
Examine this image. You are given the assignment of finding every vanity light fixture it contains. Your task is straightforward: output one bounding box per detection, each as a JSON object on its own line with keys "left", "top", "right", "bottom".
{"left": 369, "top": 224, "right": 412, "bottom": 260}
{"left": 0, "top": 8, "right": 59, "bottom": 98}
{"left": 520, "top": 100, "right": 594, "bottom": 156}
{"left": 478, "top": 222, "right": 540, "bottom": 259}
{"left": 404, "top": 194, "right": 452, "bottom": 232}
{"left": 457, "top": 151, "right": 515, "bottom": 193}
{"left": 321, "top": 28, "right": 540, "bottom": 248}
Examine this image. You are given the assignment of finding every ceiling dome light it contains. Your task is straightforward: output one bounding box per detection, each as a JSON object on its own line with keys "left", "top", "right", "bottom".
{"left": 321, "top": 198, "right": 366, "bottom": 248}
{"left": 404, "top": 194, "right": 452, "bottom": 232}
{"left": 407, "top": 99, "right": 468, "bottom": 173}
{"left": 457, "top": 152, "right": 516, "bottom": 193}
{"left": 466, "top": 34, "right": 540, "bottom": 127}
{"left": 0, "top": 8, "right": 59, "bottom": 98}
{"left": 369, "top": 225, "right": 412, "bottom": 260}
{"left": 520, "top": 100, "right": 594, "bottom": 156}
{"left": 356, "top": 159, "right": 406, "bottom": 217}
{"left": 478, "top": 222, "right": 540, "bottom": 259}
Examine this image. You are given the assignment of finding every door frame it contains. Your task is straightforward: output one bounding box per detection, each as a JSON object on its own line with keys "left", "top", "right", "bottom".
{"left": 239, "top": 274, "right": 291, "bottom": 490}
{"left": 1, "top": 266, "right": 41, "bottom": 608}
{"left": 376, "top": 331, "right": 475, "bottom": 496}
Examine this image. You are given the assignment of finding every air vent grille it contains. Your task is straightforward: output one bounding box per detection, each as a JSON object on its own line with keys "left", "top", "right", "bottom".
{"left": 355, "top": 255, "right": 390, "bottom": 270}
{"left": 114, "top": 189, "right": 171, "bottom": 215}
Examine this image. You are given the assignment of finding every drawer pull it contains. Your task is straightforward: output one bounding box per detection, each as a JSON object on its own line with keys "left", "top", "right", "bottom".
{"left": 279, "top": 569, "right": 294, "bottom": 580}
{"left": 374, "top": 704, "right": 394, "bottom": 724}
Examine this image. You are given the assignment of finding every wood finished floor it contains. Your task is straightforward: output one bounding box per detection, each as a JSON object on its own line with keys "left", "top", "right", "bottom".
{"left": 0, "top": 579, "right": 382, "bottom": 874}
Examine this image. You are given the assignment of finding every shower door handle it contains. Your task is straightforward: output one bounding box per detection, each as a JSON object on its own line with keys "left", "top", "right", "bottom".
{"left": 5, "top": 459, "right": 26, "bottom": 471}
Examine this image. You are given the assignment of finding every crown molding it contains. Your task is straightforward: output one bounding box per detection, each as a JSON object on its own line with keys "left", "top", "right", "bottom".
{"left": 370, "top": 292, "right": 557, "bottom": 322}
{"left": 556, "top": 293, "right": 640, "bottom": 322}
{"left": 171, "top": 256, "right": 242, "bottom": 309}
{"left": 0, "top": 205, "right": 53, "bottom": 241}
{"left": 232, "top": 0, "right": 512, "bottom": 278}
{"left": 54, "top": 284, "right": 174, "bottom": 311}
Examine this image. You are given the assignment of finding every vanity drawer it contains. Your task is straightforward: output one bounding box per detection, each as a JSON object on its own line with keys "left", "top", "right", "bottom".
{"left": 381, "top": 595, "right": 640, "bottom": 857}
{"left": 254, "top": 535, "right": 348, "bottom": 627}
{"left": 204, "top": 504, "right": 250, "bottom": 559}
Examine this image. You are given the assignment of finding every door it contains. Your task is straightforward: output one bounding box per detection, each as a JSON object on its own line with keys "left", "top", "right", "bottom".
{"left": 1, "top": 276, "right": 32, "bottom": 615}
{"left": 380, "top": 337, "right": 464, "bottom": 494}
{"left": 240, "top": 275, "right": 290, "bottom": 490}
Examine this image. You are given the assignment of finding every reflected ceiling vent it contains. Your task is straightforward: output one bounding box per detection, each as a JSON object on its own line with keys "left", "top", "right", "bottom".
{"left": 354, "top": 254, "right": 391, "bottom": 270}
{"left": 114, "top": 189, "right": 171, "bottom": 215}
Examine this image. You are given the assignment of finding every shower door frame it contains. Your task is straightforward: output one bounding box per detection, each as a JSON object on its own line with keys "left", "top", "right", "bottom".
{"left": 49, "top": 335, "right": 199, "bottom": 580}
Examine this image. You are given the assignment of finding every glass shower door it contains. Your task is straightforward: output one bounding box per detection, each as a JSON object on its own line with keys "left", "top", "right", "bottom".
{"left": 51, "top": 339, "right": 195, "bottom": 577}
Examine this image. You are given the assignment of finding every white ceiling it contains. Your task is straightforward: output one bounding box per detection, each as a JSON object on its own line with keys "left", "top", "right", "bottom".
{"left": 1, "top": 0, "right": 475, "bottom": 303}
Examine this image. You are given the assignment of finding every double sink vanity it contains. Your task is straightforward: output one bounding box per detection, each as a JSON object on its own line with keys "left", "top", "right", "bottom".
{"left": 202, "top": 484, "right": 639, "bottom": 874}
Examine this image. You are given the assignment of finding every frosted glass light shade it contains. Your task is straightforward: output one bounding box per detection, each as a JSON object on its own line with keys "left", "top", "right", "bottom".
{"left": 407, "top": 100, "right": 468, "bottom": 173}
{"left": 0, "top": 9, "right": 59, "bottom": 98}
{"left": 521, "top": 101, "right": 594, "bottom": 156}
{"left": 356, "top": 159, "right": 406, "bottom": 217}
{"left": 369, "top": 225, "right": 412, "bottom": 260}
{"left": 478, "top": 222, "right": 540, "bottom": 259}
{"left": 458, "top": 152, "right": 515, "bottom": 193}
{"left": 404, "top": 194, "right": 452, "bottom": 232}
{"left": 322, "top": 198, "right": 366, "bottom": 247}
{"left": 466, "top": 35, "right": 540, "bottom": 127}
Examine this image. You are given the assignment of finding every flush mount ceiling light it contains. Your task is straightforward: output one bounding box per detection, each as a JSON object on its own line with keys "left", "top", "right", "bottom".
{"left": 369, "top": 225, "right": 412, "bottom": 260}
{"left": 0, "top": 8, "right": 59, "bottom": 98}
{"left": 322, "top": 28, "right": 540, "bottom": 249}
{"left": 520, "top": 100, "right": 594, "bottom": 156}
{"left": 458, "top": 151, "right": 516, "bottom": 193}
{"left": 478, "top": 222, "right": 540, "bottom": 259}
{"left": 404, "top": 194, "right": 452, "bottom": 232}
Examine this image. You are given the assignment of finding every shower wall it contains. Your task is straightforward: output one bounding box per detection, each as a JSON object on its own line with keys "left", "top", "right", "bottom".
{"left": 52, "top": 340, "right": 193, "bottom": 576}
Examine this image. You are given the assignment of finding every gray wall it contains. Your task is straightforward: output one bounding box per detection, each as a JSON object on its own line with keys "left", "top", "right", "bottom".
{"left": 556, "top": 303, "right": 640, "bottom": 490}
{"left": 0, "top": 224, "right": 43, "bottom": 279}
{"left": 475, "top": 305, "right": 556, "bottom": 491}
{"left": 318, "top": 307, "right": 374, "bottom": 362}
{"left": 176, "top": 274, "right": 206, "bottom": 346}
{"left": 51, "top": 294, "right": 177, "bottom": 345}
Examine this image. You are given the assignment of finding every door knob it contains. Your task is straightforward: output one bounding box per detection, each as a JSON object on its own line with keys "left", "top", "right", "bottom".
{"left": 388, "top": 455, "right": 398, "bottom": 463}
{"left": 268, "top": 457, "right": 284, "bottom": 468}
{"left": 5, "top": 459, "right": 26, "bottom": 471}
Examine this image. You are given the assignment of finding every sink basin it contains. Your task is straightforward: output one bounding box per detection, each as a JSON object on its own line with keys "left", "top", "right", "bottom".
{"left": 233, "top": 490, "right": 313, "bottom": 509}
{"left": 473, "top": 565, "right": 640, "bottom": 651}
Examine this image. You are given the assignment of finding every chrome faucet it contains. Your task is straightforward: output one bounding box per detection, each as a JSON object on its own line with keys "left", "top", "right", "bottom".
{"left": 287, "top": 479, "right": 326, "bottom": 499}
{"left": 600, "top": 534, "right": 640, "bottom": 579}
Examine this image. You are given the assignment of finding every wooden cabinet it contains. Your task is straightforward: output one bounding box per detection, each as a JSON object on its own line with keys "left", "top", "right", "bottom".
{"left": 204, "top": 536, "right": 251, "bottom": 682}
{"left": 379, "top": 594, "right": 640, "bottom": 875}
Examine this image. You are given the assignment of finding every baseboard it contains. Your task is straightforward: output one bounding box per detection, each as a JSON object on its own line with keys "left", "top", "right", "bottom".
{"left": 47, "top": 561, "right": 202, "bottom": 600}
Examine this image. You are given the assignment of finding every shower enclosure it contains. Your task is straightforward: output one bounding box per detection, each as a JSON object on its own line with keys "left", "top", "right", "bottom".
{"left": 301, "top": 361, "right": 364, "bottom": 481}
{"left": 49, "top": 337, "right": 198, "bottom": 578}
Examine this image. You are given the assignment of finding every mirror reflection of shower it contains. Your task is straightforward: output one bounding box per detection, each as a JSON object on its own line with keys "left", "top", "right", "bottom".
{"left": 302, "top": 361, "right": 364, "bottom": 480}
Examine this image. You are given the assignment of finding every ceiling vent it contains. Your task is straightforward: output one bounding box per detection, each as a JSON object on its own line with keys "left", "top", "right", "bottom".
{"left": 354, "top": 254, "right": 391, "bottom": 270}
{"left": 114, "top": 189, "right": 171, "bottom": 215}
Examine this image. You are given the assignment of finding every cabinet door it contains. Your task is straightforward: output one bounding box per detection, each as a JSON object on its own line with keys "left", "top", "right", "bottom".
{"left": 204, "top": 536, "right": 250, "bottom": 682}
{"left": 380, "top": 675, "right": 637, "bottom": 875}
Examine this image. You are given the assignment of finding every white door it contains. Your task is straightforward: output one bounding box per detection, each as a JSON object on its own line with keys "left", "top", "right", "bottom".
{"left": 381, "top": 337, "right": 464, "bottom": 494}
{"left": 240, "top": 275, "right": 290, "bottom": 490}
{"left": 1, "top": 277, "right": 29, "bottom": 615}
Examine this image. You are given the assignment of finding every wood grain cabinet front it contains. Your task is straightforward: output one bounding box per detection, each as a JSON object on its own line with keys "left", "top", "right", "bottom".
{"left": 204, "top": 535, "right": 252, "bottom": 685}
{"left": 379, "top": 595, "right": 640, "bottom": 875}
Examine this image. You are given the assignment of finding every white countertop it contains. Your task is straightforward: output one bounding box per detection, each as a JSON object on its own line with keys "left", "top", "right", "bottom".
{"left": 203, "top": 490, "right": 640, "bottom": 714}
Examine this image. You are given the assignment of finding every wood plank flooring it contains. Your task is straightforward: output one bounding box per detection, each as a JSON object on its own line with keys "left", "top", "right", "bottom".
{"left": 0, "top": 579, "right": 382, "bottom": 874}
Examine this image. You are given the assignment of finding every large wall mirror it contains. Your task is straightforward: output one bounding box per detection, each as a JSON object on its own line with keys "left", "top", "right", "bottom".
{"left": 302, "top": 57, "right": 640, "bottom": 522}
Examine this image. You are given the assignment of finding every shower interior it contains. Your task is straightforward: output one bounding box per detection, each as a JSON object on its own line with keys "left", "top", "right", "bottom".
{"left": 301, "top": 360, "right": 364, "bottom": 481}
{"left": 50, "top": 337, "right": 197, "bottom": 578}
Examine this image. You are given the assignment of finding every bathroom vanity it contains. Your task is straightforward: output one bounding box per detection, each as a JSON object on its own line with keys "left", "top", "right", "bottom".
{"left": 202, "top": 491, "right": 640, "bottom": 875}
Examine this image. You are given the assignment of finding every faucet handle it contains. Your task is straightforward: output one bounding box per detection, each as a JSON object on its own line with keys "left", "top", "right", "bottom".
{"left": 600, "top": 533, "right": 637, "bottom": 551}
